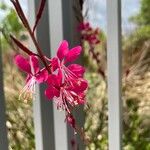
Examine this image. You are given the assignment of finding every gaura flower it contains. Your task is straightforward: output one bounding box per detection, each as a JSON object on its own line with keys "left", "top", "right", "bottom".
{"left": 45, "top": 69, "right": 88, "bottom": 112}
{"left": 51, "top": 40, "right": 85, "bottom": 75}
{"left": 14, "top": 39, "right": 88, "bottom": 131}
{"left": 45, "top": 41, "right": 88, "bottom": 110}
{"left": 78, "top": 22, "right": 100, "bottom": 45}
{"left": 15, "top": 54, "right": 48, "bottom": 100}
{"left": 50, "top": 41, "right": 86, "bottom": 88}
{"left": 77, "top": 22, "right": 91, "bottom": 31}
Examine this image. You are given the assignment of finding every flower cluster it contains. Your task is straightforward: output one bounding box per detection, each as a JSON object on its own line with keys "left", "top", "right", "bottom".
{"left": 78, "top": 22, "right": 100, "bottom": 45}
{"left": 14, "top": 40, "right": 88, "bottom": 128}
{"left": 78, "top": 21, "right": 105, "bottom": 78}
{"left": 10, "top": 0, "right": 88, "bottom": 136}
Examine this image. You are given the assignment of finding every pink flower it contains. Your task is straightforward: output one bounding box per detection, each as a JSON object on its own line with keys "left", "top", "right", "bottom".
{"left": 15, "top": 54, "right": 48, "bottom": 99}
{"left": 14, "top": 38, "right": 88, "bottom": 132}
{"left": 50, "top": 40, "right": 87, "bottom": 90}
{"left": 50, "top": 40, "right": 82, "bottom": 69}
{"left": 45, "top": 69, "right": 88, "bottom": 112}
{"left": 78, "top": 22, "right": 100, "bottom": 45}
{"left": 56, "top": 40, "right": 82, "bottom": 63}
{"left": 67, "top": 64, "right": 85, "bottom": 78}
{"left": 51, "top": 40, "right": 85, "bottom": 77}
{"left": 45, "top": 41, "right": 88, "bottom": 110}
{"left": 77, "top": 22, "right": 90, "bottom": 31}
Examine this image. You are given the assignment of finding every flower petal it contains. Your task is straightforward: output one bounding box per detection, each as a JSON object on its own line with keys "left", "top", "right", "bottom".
{"left": 57, "top": 69, "right": 63, "bottom": 86}
{"left": 51, "top": 57, "right": 59, "bottom": 72}
{"left": 30, "top": 55, "right": 40, "bottom": 74}
{"left": 72, "top": 79, "right": 88, "bottom": 93}
{"left": 65, "top": 46, "right": 82, "bottom": 62}
{"left": 46, "top": 74, "right": 57, "bottom": 85}
{"left": 57, "top": 40, "right": 69, "bottom": 61}
{"left": 78, "top": 79, "right": 88, "bottom": 91}
{"left": 77, "top": 93, "right": 86, "bottom": 104}
{"left": 35, "top": 69, "right": 48, "bottom": 83}
{"left": 45, "top": 86, "right": 60, "bottom": 99}
{"left": 46, "top": 69, "right": 63, "bottom": 88}
{"left": 67, "top": 64, "right": 85, "bottom": 77}
{"left": 14, "top": 55, "right": 31, "bottom": 73}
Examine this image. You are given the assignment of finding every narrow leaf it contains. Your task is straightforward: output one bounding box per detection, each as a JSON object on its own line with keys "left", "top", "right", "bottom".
{"left": 33, "top": 0, "right": 46, "bottom": 32}
{"left": 10, "top": 35, "right": 39, "bottom": 56}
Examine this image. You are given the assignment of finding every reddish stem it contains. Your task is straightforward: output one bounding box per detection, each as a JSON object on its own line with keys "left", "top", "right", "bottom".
{"left": 11, "top": 0, "right": 51, "bottom": 73}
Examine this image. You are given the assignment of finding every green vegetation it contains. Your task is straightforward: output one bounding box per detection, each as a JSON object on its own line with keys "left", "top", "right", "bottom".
{"left": 0, "top": 2, "right": 27, "bottom": 51}
{"left": 124, "top": 0, "right": 150, "bottom": 56}
{"left": 130, "top": 0, "right": 150, "bottom": 26}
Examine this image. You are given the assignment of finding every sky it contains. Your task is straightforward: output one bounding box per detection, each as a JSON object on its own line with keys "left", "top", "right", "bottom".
{"left": 0, "top": 0, "right": 28, "bottom": 21}
{"left": 0, "top": 0, "right": 140, "bottom": 33}
{"left": 83, "top": 0, "right": 140, "bottom": 33}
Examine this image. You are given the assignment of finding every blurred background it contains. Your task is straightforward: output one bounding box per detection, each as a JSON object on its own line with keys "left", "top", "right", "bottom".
{"left": 0, "top": 0, "right": 150, "bottom": 149}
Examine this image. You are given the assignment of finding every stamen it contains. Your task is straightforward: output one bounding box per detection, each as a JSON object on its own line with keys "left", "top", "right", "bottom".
{"left": 19, "top": 76, "right": 36, "bottom": 101}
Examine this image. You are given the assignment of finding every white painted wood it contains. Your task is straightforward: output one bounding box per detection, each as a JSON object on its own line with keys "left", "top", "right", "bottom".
{"left": 106, "top": 0, "right": 122, "bottom": 150}
{"left": 48, "top": 0, "right": 85, "bottom": 149}
{"left": 48, "top": 0, "right": 68, "bottom": 150}
{"left": 61, "top": 0, "right": 85, "bottom": 149}
{"left": 28, "top": 1, "right": 55, "bottom": 150}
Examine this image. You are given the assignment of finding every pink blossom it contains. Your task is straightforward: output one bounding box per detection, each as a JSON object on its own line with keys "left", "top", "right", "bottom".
{"left": 11, "top": 0, "right": 88, "bottom": 133}
{"left": 67, "top": 64, "right": 85, "bottom": 78}
{"left": 78, "top": 22, "right": 100, "bottom": 45}
{"left": 15, "top": 54, "right": 48, "bottom": 99}
{"left": 50, "top": 41, "right": 85, "bottom": 77}
{"left": 50, "top": 41, "right": 85, "bottom": 78}
{"left": 56, "top": 40, "right": 82, "bottom": 63}
{"left": 14, "top": 40, "right": 88, "bottom": 129}
{"left": 49, "top": 41, "right": 87, "bottom": 91}
{"left": 77, "top": 22, "right": 90, "bottom": 31}
{"left": 45, "top": 69, "right": 88, "bottom": 112}
{"left": 45, "top": 41, "right": 88, "bottom": 113}
{"left": 50, "top": 41, "right": 82, "bottom": 70}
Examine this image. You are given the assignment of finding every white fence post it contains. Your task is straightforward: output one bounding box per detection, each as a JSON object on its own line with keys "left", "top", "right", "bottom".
{"left": 28, "top": 1, "right": 55, "bottom": 150}
{"left": 48, "top": 0, "right": 69, "bottom": 150}
{"left": 47, "top": 0, "right": 69, "bottom": 149}
{"left": 0, "top": 34, "right": 8, "bottom": 150}
{"left": 28, "top": 0, "right": 84, "bottom": 149}
{"left": 61, "top": 1, "right": 85, "bottom": 149}
{"left": 48, "top": 0, "right": 85, "bottom": 149}
{"left": 107, "top": 0, "right": 122, "bottom": 150}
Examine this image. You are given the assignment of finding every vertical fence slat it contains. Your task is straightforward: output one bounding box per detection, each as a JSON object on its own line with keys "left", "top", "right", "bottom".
{"left": 107, "top": 0, "right": 122, "bottom": 150}
{"left": 0, "top": 34, "right": 8, "bottom": 150}
{"left": 62, "top": 0, "right": 85, "bottom": 150}
{"left": 48, "top": 0, "right": 85, "bottom": 149}
{"left": 29, "top": 0, "right": 84, "bottom": 149}
{"left": 28, "top": 1, "right": 55, "bottom": 150}
{"left": 62, "top": 0, "right": 85, "bottom": 149}
{"left": 48, "top": 0, "right": 68, "bottom": 150}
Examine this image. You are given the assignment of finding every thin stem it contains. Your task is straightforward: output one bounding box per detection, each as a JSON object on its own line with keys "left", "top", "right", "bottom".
{"left": 74, "top": 124, "right": 91, "bottom": 145}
